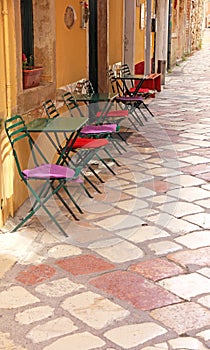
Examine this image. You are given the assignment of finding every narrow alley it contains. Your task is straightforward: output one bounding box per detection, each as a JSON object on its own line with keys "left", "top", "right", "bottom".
{"left": 0, "top": 30, "right": 210, "bottom": 350}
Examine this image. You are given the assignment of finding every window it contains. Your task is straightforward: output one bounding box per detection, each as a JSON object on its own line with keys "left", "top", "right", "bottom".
{"left": 21, "top": 0, "right": 34, "bottom": 60}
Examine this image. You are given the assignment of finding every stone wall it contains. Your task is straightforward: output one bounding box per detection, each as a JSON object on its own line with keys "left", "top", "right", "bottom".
{"left": 190, "top": 0, "right": 204, "bottom": 51}
{"left": 171, "top": 0, "right": 204, "bottom": 67}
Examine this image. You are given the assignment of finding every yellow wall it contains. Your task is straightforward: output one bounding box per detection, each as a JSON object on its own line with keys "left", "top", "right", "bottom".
{"left": 0, "top": 129, "right": 15, "bottom": 226}
{"left": 1, "top": 0, "right": 17, "bottom": 117}
{"left": 135, "top": 2, "right": 145, "bottom": 64}
{"left": 0, "top": 0, "right": 17, "bottom": 117}
{"left": 0, "top": 1, "right": 7, "bottom": 118}
{"left": 135, "top": 1, "right": 155, "bottom": 67}
{"left": 0, "top": 0, "right": 19, "bottom": 227}
{"left": 109, "top": 0, "right": 123, "bottom": 65}
{"left": 0, "top": 0, "right": 37, "bottom": 228}
{"left": 55, "top": 0, "right": 87, "bottom": 87}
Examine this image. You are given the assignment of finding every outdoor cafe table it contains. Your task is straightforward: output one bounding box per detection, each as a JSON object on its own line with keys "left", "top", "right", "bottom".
{"left": 116, "top": 74, "right": 146, "bottom": 96}
{"left": 72, "top": 92, "right": 118, "bottom": 123}
{"left": 27, "top": 115, "right": 88, "bottom": 165}
{"left": 72, "top": 92, "right": 118, "bottom": 103}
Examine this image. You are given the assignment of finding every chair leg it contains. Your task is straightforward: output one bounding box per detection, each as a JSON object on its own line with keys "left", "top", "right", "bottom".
{"left": 126, "top": 115, "right": 139, "bottom": 131}
{"left": 80, "top": 183, "right": 94, "bottom": 198}
{"left": 12, "top": 181, "right": 70, "bottom": 237}
{"left": 65, "top": 149, "right": 104, "bottom": 190}
{"left": 52, "top": 185, "right": 80, "bottom": 220}
{"left": 82, "top": 172, "right": 102, "bottom": 194}
{"left": 31, "top": 179, "right": 85, "bottom": 216}
{"left": 30, "top": 182, "right": 51, "bottom": 212}
{"left": 12, "top": 203, "right": 69, "bottom": 237}
{"left": 136, "top": 107, "right": 148, "bottom": 122}
{"left": 87, "top": 165, "right": 105, "bottom": 183}
{"left": 143, "top": 102, "right": 155, "bottom": 118}
{"left": 130, "top": 108, "right": 145, "bottom": 127}
{"left": 103, "top": 148, "right": 121, "bottom": 167}
{"left": 58, "top": 183, "right": 84, "bottom": 214}
{"left": 109, "top": 137, "right": 127, "bottom": 154}
{"left": 96, "top": 154, "right": 116, "bottom": 175}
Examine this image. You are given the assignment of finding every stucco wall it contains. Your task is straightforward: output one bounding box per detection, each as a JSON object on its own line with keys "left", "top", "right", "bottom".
{"left": 0, "top": 0, "right": 20, "bottom": 226}
{"left": 135, "top": 2, "right": 145, "bottom": 64}
{"left": 55, "top": 0, "right": 87, "bottom": 87}
{"left": 109, "top": 0, "right": 123, "bottom": 65}
{"left": 0, "top": 0, "right": 17, "bottom": 118}
{"left": 0, "top": 1, "right": 6, "bottom": 118}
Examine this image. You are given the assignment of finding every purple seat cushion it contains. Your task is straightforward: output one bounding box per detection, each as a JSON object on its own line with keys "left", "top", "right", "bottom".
{"left": 22, "top": 164, "right": 82, "bottom": 182}
{"left": 81, "top": 124, "right": 117, "bottom": 134}
{"left": 116, "top": 96, "right": 143, "bottom": 102}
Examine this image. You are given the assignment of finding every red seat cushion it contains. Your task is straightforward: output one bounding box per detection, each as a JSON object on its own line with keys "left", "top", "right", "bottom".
{"left": 68, "top": 137, "right": 109, "bottom": 149}
{"left": 129, "top": 87, "right": 150, "bottom": 93}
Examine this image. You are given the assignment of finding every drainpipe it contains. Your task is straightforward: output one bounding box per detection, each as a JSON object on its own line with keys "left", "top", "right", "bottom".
{"left": 1, "top": 0, "right": 14, "bottom": 221}
{"left": 167, "top": 0, "right": 172, "bottom": 71}
{"left": 2, "top": 0, "right": 12, "bottom": 118}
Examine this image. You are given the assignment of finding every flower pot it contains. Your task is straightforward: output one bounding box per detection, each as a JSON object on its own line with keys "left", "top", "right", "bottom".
{"left": 23, "top": 67, "right": 43, "bottom": 89}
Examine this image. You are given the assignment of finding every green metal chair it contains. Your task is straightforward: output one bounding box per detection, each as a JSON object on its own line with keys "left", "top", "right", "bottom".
{"left": 43, "top": 99, "right": 121, "bottom": 191}
{"left": 120, "top": 63, "right": 155, "bottom": 98}
{"left": 107, "top": 68, "right": 154, "bottom": 121}
{"left": 4, "top": 115, "right": 87, "bottom": 236}
{"left": 62, "top": 92, "right": 126, "bottom": 155}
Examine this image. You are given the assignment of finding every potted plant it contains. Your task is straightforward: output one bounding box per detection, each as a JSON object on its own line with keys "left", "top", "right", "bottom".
{"left": 22, "top": 53, "right": 43, "bottom": 89}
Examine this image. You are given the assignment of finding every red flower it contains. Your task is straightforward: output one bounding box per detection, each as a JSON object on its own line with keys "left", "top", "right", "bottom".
{"left": 22, "top": 53, "right": 27, "bottom": 62}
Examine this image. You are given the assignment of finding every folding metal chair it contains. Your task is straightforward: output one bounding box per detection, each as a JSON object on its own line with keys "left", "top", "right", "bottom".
{"left": 120, "top": 63, "right": 131, "bottom": 76}
{"left": 72, "top": 80, "right": 131, "bottom": 132}
{"left": 108, "top": 68, "right": 155, "bottom": 120}
{"left": 62, "top": 92, "right": 126, "bottom": 155}
{"left": 120, "top": 63, "right": 155, "bottom": 98}
{"left": 4, "top": 115, "right": 86, "bottom": 236}
{"left": 83, "top": 80, "right": 95, "bottom": 95}
{"left": 43, "top": 99, "right": 122, "bottom": 191}
{"left": 107, "top": 69, "right": 147, "bottom": 125}
{"left": 73, "top": 80, "right": 85, "bottom": 94}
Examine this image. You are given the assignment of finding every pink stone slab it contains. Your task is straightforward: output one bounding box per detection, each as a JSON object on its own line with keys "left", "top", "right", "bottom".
{"left": 89, "top": 270, "right": 181, "bottom": 311}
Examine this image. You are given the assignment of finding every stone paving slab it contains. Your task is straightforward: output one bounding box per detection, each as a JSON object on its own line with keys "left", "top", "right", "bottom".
{"left": 0, "top": 29, "right": 210, "bottom": 350}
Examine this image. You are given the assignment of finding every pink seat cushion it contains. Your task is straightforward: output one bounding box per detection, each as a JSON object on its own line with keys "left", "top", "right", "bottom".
{"left": 22, "top": 164, "right": 82, "bottom": 182}
{"left": 96, "top": 110, "right": 128, "bottom": 117}
{"left": 116, "top": 96, "right": 143, "bottom": 102}
{"left": 81, "top": 124, "right": 117, "bottom": 134}
{"left": 68, "top": 137, "right": 109, "bottom": 149}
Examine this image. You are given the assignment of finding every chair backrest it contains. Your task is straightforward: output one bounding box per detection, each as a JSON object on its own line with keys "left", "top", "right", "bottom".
{"left": 43, "top": 99, "right": 59, "bottom": 119}
{"left": 120, "top": 63, "right": 134, "bottom": 89}
{"left": 73, "top": 81, "right": 84, "bottom": 94}
{"left": 107, "top": 69, "right": 118, "bottom": 93}
{"left": 120, "top": 63, "right": 131, "bottom": 76}
{"left": 107, "top": 69, "right": 125, "bottom": 96}
{"left": 83, "top": 80, "right": 95, "bottom": 95}
{"left": 4, "top": 115, "right": 47, "bottom": 179}
{"left": 62, "top": 92, "right": 84, "bottom": 117}
{"left": 73, "top": 79, "right": 94, "bottom": 95}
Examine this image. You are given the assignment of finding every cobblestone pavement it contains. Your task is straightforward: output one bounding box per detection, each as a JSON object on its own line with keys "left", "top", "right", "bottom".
{"left": 1, "top": 30, "right": 210, "bottom": 350}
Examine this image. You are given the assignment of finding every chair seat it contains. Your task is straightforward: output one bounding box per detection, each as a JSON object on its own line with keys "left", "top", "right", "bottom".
{"left": 69, "top": 137, "right": 109, "bottom": 149}
{"left": 81, "top": 124, "right": 118, "bottom": 134}
{"left": 129, "top": 87, "right": 150, "bottom": 93}
{"left": 116, "top": 96, "right": 143, "bottom": 102}
{"left": 96, "top": 110, "right": 128, "bottom": 117}
{"left": 22, "top": 164, "right": 82, "bottom": 181}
